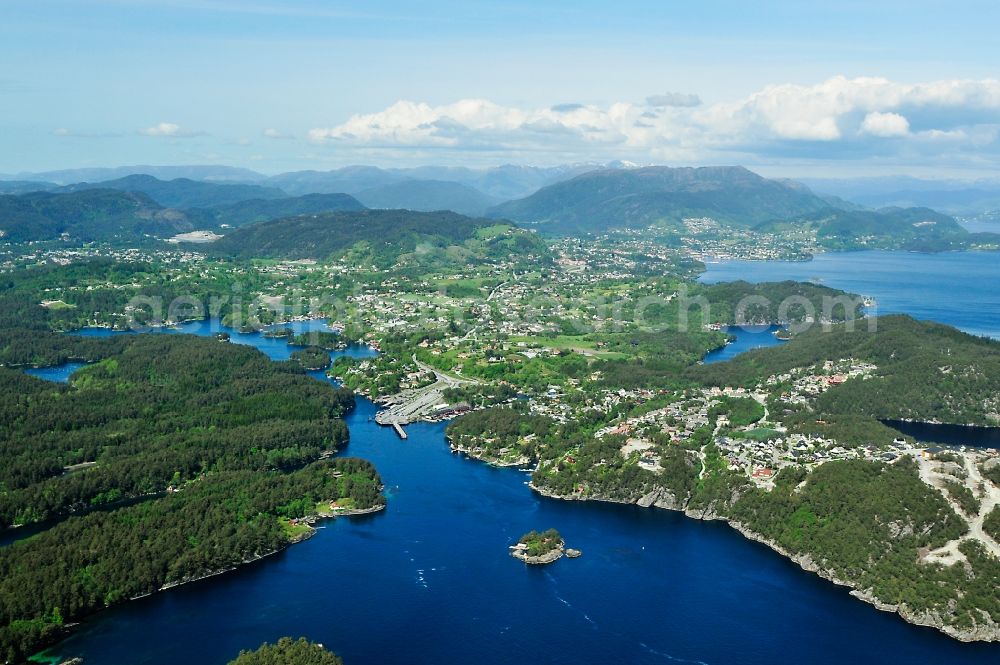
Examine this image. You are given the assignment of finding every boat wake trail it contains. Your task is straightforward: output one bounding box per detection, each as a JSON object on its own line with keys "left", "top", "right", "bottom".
{"left": 543, "top": 574, "right": 707, "bottom": 664}
{"left": 638, "top": 642, "right": 709, "bottom": 665}
{"left": 545, "top": 572, "right": 596, "bottom": 626}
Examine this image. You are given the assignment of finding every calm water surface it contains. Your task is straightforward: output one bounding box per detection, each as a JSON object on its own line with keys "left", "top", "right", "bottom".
{"left": 699, "top": 250, "right": 1000, "bottom": 339}
{"left": 27, "top": 319, "right": 998, "bottom": 665}
{"left": 702, "top": 325, "right": 786, "bottom": 364}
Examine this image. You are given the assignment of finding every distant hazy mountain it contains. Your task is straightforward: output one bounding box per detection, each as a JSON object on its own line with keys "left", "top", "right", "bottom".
{"left": 209, "top": 209, "right": 539, "bottom": 266}
{"left": 757, "top": 206, "right": 990, "bottom": 252}
{"left": 5, "top": 161, "right": 615, "bottom": 203}
{"left": 354, "top": 180, "right": 499, "bottom": 216}
{"left": 265, "top": 166, "right": 409, "bottom": 196}
{"left": 0, "top": 180, "right": 58, "bottom": 195}
{"left": 488, "top": 166, "right": 832, "bottom": 234}
{"left": 395, "top": 164, "right": 599, "bottom": 200}
{"left": 265, "top": 163, "right": 601, "bottom": 200}
{"left": 11, "top": 164, "right": 265, "bottom": 186}
{"left": 799, "top": 176, "right": 1000, "bottom": 215}
{"left": 0, "top": 189, "right": 192, "bottom": 243}
{"left": 58, "top": 174, "right": 286, "bottom": 209}
{"left": 189, "top": 193, "right": 366, "bottom": 228}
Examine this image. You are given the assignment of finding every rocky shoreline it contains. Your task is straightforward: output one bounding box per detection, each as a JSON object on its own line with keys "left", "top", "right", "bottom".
{"left": 510, "top": 542, "right": 565, "bottom": 564}
{"left": 528, "top": 482, "right": 999, "bottom": 643}
{"left": 314, "top": 503, "right": 386, "bottom": 520}
{"left": 448, "top": 440, "right": 532, "bottom": 467}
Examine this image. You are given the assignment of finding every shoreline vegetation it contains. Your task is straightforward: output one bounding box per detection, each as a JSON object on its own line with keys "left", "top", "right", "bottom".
{"left": 528, "top": 480, "right": 997, "bottom": 643}
{"left": 155, "top": 502, "right": 387, "bottom": 595}
{"left": 529, "top": 482, "right": 1000, "bottom": 642}
{"left": 227, "top": 637, "right": 343, "bottom": 665}
{"left": 5, "top": 465, "right": 387, "bottom": 664}
{"left": 0, "top": 334, "right": 387, "bottom": 663}
{"left": 430, "top": 315, "right": 999, "bottom": 642}
{"left": 509, "top": 529, "right": 580, "bottom": 564}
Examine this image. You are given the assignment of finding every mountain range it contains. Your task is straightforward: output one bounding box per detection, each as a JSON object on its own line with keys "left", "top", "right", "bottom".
{"left": 2, "top": 163, "right": 997, "bottom": 249}
{"left": 354, "top": 179, "right": 500, "bottom": 217}
{"left": 799, "top": 176, "right": 1000, "bottom": 216}
{"left": 58, "top": 174, "right": 287, "bottom": 209}
{"left": 7, "top": 163, "right": 602, "bottom": 201}
{"left": 487, "top": 166, "right": 834, "bottom": 234}
{"left": 0, "top": 185, "right": 367, "bottom": 243}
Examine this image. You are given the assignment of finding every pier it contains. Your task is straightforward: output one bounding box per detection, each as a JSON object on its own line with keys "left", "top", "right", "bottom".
{"left": 391, "top": 421, "right": 408, "bottom": 439}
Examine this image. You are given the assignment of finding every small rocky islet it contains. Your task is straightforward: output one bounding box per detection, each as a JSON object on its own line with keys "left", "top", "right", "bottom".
{"left": 509, "top": 528, "right": 581, "bottom": 564}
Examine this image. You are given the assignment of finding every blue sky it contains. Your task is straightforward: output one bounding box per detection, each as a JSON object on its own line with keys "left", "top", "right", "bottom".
{"left": 2, "top": 0, "right": 999, "bottom": 177}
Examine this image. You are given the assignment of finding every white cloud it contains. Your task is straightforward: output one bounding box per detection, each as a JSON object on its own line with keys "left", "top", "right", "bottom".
{"left": 860, "top": 111, "right": 910, "bottom": 137}
{"left": 305, "top": 76, "right": 1000, "bottom": 166}
{"left": 139, "top": 122, "right": 203, "bottom": 138}
{"left": 697, "top": 76, "right": 1000, "bottom": 144}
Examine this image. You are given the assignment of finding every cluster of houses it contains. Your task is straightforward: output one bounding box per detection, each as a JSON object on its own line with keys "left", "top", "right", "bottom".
{"left": 765, "top": 359, "right": 878, "bottom": 407}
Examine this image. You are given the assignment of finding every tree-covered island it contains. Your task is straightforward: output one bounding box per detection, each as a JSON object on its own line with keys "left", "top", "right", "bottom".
{"left": 511, "top": 529, "right": 566, "bottom": 564}
{"left": 227, "top": 637, "right": 343, "bottom": 665}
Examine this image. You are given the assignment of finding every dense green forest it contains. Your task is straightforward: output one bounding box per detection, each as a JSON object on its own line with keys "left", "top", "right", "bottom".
{"left": 210, "top": 209, "right": 548, "bottom": 267}
{"left": 0, "top": 334, "right": 354, "bottom": 528}
{"left": 0, "top": 189, "right": 193, "bottom": 242}
{"left": 692, "top": 315, "right": 1000, "bottom": 426}
{"left": 227, "top": 637, "right": 343, "bottom": 665}
{"left": 693, "top": 280, "right": 864, "bottom": 325}
{"left": 289, "top": 345, "right": 333, "bottom": 370}
{"left": 0, "top": 329, "right": 384, "bottom": 661}
{"left": 445, "top": 402, "right": 555, "bottom": 461}
{"left": 0, "top": 459, "right": 382, "bottom": 663}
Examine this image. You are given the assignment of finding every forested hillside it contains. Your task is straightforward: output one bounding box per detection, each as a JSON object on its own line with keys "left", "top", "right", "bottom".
{"left": 0, "top": 332, "right": 384, "bottom": 661}
{"left": 0, "top": 189, "right": 193, "bottom": 242}
{"left": 0, "top": 459, "right": 382, "bottom": 662}
{"left": 692, "top": 315, "right": 1000, "bottom": 426}
{"left": 488, "top": 166, "right": 832, "bottom": 234}
{"left": 756, "top": 207, "right": 995, "bottom": 252}
{"left": 0, "top": 334, "right": 355, "bottom": 528}
{"left": 210, "top": 209, "right": 548, "bottom": 267}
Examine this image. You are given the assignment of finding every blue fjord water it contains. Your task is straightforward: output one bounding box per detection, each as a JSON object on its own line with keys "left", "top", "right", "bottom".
{"left": 701, "top": 325, "right": 786, "bottom": 365}
{"left": 26, "top": 318, "right": 998, "bottom": 665}
{"left": 698, "top": 250, "right": 1000, "bottom": 339}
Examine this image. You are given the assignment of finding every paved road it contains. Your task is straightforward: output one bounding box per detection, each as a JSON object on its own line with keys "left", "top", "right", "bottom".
{"left": 374, "top": 357, "right": 479, "bottom": 425}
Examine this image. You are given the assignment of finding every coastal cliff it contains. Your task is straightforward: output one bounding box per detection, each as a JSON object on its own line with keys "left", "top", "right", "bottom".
{"left": 529, "top": 480, "right": 1000, "bottom": 643}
